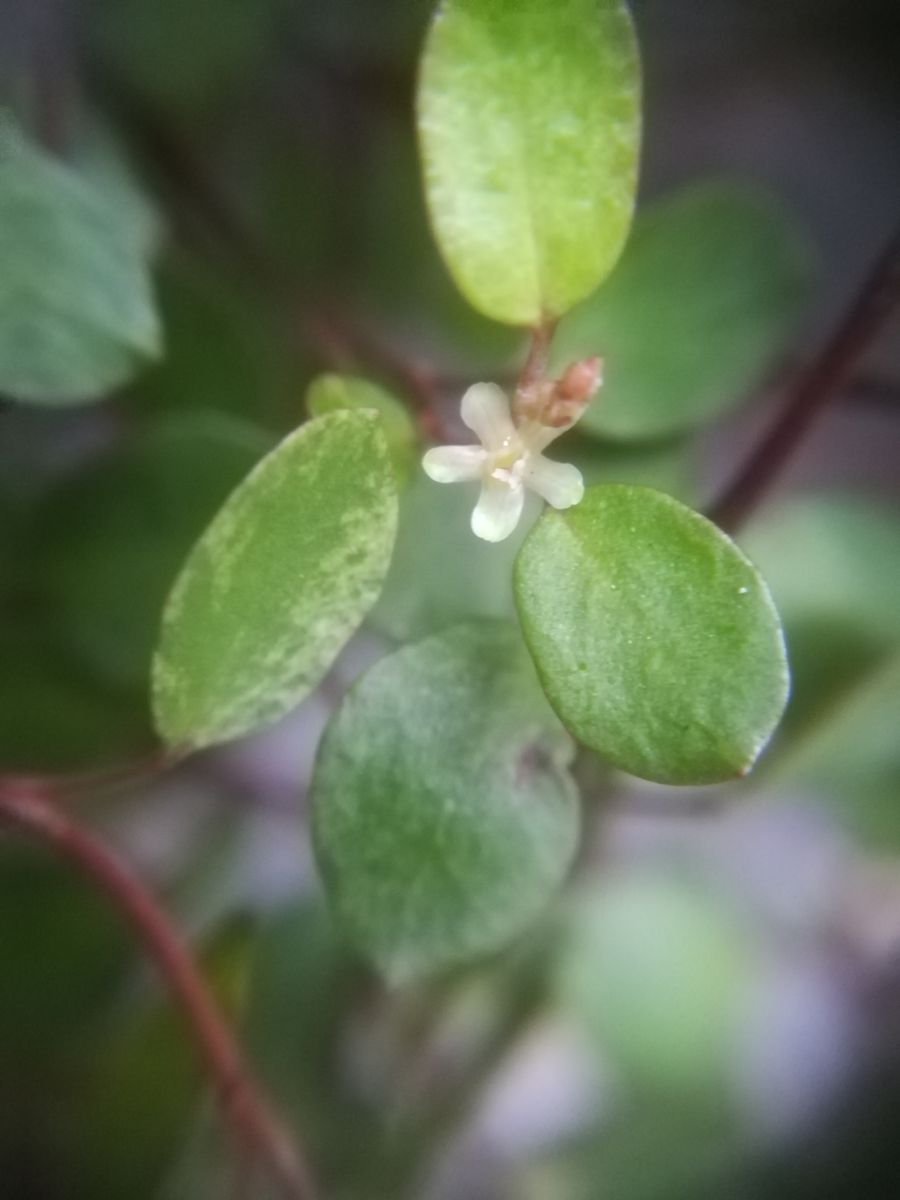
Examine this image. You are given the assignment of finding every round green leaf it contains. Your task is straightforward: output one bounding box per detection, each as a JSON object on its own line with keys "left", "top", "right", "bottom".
{"left": 307, "top": 373, "right": 418, "bottom": 484}
{"left": 417, "top": 0, "right": 641, "bottom": 326}
{"left": 0, "top": 121, "right": 161, "bottom": 405}
{"left": 312, "top": 622, "right": 579, "bottom": 984}
{"left": 514, "top": 485, "right": 789, "bottom": 784}
{"left": 152, "top": 410, "right": 398, "bottom": 749}
{"left": 554, "top": 182, "right": 815, "bottom": 440}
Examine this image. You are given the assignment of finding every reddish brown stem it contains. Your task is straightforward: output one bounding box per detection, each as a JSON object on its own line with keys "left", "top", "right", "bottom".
{"left": 710, "top": 222, "right": 900, "bottom": 534}
{"left": 0, "top": 782, "right": 317, "bottom": 1200}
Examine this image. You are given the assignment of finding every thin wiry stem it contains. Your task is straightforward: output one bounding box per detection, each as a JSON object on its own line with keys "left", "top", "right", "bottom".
{"left": 710, "top": 221, "right": 900, "bottom": 534}
{"left": 0, "top": 780, "right": 318, "bottom": 1200}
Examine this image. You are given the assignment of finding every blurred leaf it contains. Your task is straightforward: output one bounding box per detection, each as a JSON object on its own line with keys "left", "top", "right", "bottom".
{"left": 554, "top": 181, "right": 815, "bottom": 441}
{"left": 743, "top": 496, "right": 900, "bottom": 740}
{"left": 521, "top": 1097, "right": 741, "bottom": 1200}
{"left": 0, "top": 120, "right": 161, "bottom": 405}
{"left": 743, "top": 498, "right": 900, "bottom": 848}
{"left": 30, "top": 412, "right": 272, "bottom": 691}
{"left": 312, "top": 622, "right": 579, "bottom": 983}
{"left": 244, "top": 900, "right": 383, "bottom": 1187}
{"left": 743, "top": 496, "right": 900, "bottom": 645}
{"left": 558, "top": 873, "right": 753, "bottom": 1094}
{"left": 129, "top": 255, "right": 302, "bottom": 430}
{"left": 72, "top": 119, "right": 164, "bottom": 257}
{"left": 0, "top": 624, "right": 147, "bottom": 771}
{"left": 417, "top": 0, "right": 641, "bottom": 325}
{"left": 0, "top": 851, "right": 131, "bottom": 1059}
{"left": 73, "top": 920, "right": 251, "bottom": 1198}
{"left": 775, "top": 653, "right": 900, "bottom": 851}
{"left": 371, "top": 470, "right": 541, "bottom": 642}
{"left": 307, "top": 374, "right": 417, "bottom": 484}
{"left": 567, "top": 432, "right": 697, "bottom": 503}
{"left": 153, "top": 411, "right": 398, "bottom": 749}
{"left": 515, "top": 485, "right": 789, "bottom": 784}
{"left": 90, "top": 0, "right": 283, "bottom": 118}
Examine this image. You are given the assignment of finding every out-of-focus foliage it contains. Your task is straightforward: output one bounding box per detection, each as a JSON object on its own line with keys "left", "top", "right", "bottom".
{"left": 0, "top": 119, "right": 161, "bottom": 405}
{"left": 554, "top": 182, "right": 815, "bottom": 441}
{"left": 28, "top": 412, "right": 271, "bottom": 691}
{"left": 0, "top": 0, "right": 898, "bottom": 1196}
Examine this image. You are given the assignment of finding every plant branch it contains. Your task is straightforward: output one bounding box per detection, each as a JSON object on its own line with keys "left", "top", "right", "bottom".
{"left": 710, "top": 221, "right": 900, "bottom": 533}
{"left": 0, "top": 780, "right": 317, "bottom": 1200}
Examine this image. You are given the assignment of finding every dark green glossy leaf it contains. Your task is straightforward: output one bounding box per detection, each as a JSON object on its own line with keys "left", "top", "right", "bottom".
{"left": 153, "top": 411, "right": 398, "bottom": 749}
{"left": 312, "top": 622, "right": 579, "bottom": 983}
{"left": 418, "top": 0, "right": 641, "bottom": 325}
{"left": 515, "top": 485, "right": 789, "bottom": 784}
{"left": 554, "top": 182, "right": 815, "bottom": 440}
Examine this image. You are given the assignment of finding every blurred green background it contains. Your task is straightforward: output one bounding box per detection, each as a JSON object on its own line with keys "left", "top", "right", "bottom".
{"left": 0, "top": 1, "right": 899, "bottom": 1197}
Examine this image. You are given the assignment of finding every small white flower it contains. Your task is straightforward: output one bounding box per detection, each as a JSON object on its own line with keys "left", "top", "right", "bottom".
{"left": 422, "top": 382, "right": 585, "bottom": 543}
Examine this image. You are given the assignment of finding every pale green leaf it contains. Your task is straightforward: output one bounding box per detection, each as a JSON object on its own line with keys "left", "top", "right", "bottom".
{"left": 558, "top": 873, "right": 753, "bottom": 1093}
{"left": 0, "top": 121, "right": 161, "bottom": 405}
{"left": 152, "top": 410, "right": 398, "bottom": 749}
{"left": 312, "top": 622, "right": 579, "bottom": 983}
{"left": 514, "top": 485, "right": 789, "bottom": 784}
{"left": 417, "top": 0, "right": 641, "bottom": 325}
{"left": 307, "top": 373, "right": 417, "bottom": 484}
{"left": 554, "top": 181, "right": 815, "bottom": 440}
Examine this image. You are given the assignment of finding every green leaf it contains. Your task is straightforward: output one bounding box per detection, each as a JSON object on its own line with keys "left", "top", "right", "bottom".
{"left": 558, "top": 873, "right": 752, "bottom": 1094}
{"left": 0, "top": 120, "right": 161, "bottom": 405}
{"left": 307, "top": 373, "right": 418, "bottom": 484}
{"left": 312, "top": 622, "right": 579, "bottom": 983}
{"left": 514, "top": 485, "right": 789, "bottom": 784}
{"left": 554, "top": 181, "right": 815, "bottom": 440}
{"left": 89, "top": 0, "right": 281, "bottom": 118}
{"left": 29, "top": 412, "right": 271, "bottom": 691}
{"left": 417, "top": 0, "right": 641, "bottom": 326}
{"left": 743, "top": 494, "right": 900, "bottom": 743}
{"left": 775, "top": 653, "right": 900, "bottom": 852}
{"left": 742, "top": 496, "right": 900, "bottom": 848}
{"left": 152, "top": 410, "right": 398, "bottom": 749}
{"left": 129, "top": 255, "right": 301, "bottom": 430}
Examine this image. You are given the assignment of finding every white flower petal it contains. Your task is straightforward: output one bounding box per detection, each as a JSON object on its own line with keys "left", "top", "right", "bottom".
{"left": 461, "top": 383, "right": 516, "bottom": 451}
{"left": 471, "top": 478, "right": 525, "bottom": 543}
{"left": 519, "top": 419, "right": 570, "bottom": 453}
{"left": 524, "top": 456, "right": 584, "bottom": 509}
{"left": 423, "top": 444, "right": 487, "bottom": 483}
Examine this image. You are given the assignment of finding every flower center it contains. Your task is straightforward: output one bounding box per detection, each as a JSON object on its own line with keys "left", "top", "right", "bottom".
{"left": 490, "top": 434, "right": 523, "bottom": 472}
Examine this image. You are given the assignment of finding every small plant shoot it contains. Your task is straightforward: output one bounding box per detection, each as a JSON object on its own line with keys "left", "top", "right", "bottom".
{"left": 2, "top": 0, "right": 895, "bottom": 1196}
